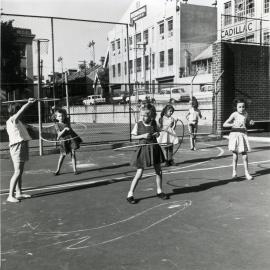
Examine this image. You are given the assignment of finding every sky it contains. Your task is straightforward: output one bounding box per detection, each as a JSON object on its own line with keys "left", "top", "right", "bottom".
{"left": 1, "top": 0, "right": 215, "bottom": 77}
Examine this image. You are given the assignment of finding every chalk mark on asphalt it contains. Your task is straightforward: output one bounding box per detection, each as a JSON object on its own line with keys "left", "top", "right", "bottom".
{"left": 1, "top": 200, "right": 191, "bottom": 252}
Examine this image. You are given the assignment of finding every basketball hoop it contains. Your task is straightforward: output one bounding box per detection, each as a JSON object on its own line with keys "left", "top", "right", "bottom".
{"left": 33, "top": 38, "right": 49, "bottom": 55}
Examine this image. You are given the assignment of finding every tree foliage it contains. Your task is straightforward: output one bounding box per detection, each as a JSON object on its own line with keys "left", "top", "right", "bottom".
{"left": 1, "top": 20, "right": 24, "bottom": 93}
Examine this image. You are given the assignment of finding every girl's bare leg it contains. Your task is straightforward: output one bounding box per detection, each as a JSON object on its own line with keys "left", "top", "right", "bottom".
{"left": 242, "top": 152, "right": 253, "bottom": 180}
{"left": 71, "top": 150, "right": 77, "bottom": 173}
{"left": 154, "top": 164, "right": 163, "bottom": 194}
{"left": 232, "top": 151, "right": 238, "bottom": 178}
{"left": 55, "top": 154, "right": 65, "bottom": 175}
{"left": 7, "top": 162, "right": 24, "bottom": 202}
{"left": 127, "top": 168, "right": 143, "bottom": 197}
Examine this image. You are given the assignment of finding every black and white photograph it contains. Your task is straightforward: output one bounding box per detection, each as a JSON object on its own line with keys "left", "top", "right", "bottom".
{"left": 0, "top": 0, "right": 270, "bottom": 269}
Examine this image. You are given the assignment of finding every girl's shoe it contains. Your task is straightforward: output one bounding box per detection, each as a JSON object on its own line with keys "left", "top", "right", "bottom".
{"left": 74, "top": 171, "right": 79, "bottom": 175}
{"left": 169, "top": 160, "right": 176, "bottom": 166}
{"left": 54, "top": 171, "right": 60, "bottom": 176}
{"left": 165, "top": 161, "right": 170, "bottom": 167}
{"left": 7, "top": 196, "right": 20, "bottom": 203}
{"left": 126, "top": 196, "right": 136, "bottom": 204}
{"left": 16, "top": 194, "right": 31, "bottom": 199}
{"left": 232, "top": 174, "right": 238, "bottom": 179}
{"left": 157, "top": 192, "right": 169, "bottom": 200}
{"left": 245, "top": 174, "right": 253, "bottom": 180}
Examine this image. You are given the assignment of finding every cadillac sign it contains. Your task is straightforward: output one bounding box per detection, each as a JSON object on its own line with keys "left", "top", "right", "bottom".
{"left": 221, "top": 21, "right": 256, "bottom": 39}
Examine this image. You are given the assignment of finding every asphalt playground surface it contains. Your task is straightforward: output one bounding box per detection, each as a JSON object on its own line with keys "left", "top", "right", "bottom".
{"left": 1, "top": 138, "right": 270, "bottom": 270}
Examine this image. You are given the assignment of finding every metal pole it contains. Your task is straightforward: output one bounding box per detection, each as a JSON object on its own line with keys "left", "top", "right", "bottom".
{"left": 51, "top": 18, "right": 56, "bottom": 107}
{"left": 37, "top": 40, "right": 43, "bottom": 156}
{"left": 190, "top": 69, "right": 198, "bottom": 99}
{"left": 126, "top": 24, "right": 132, "bottom": 142}
{"left": 65, "top": 71, "right": 70, "bottom": 116}
{"left": 213, "top": 71, "right": 224, "bottom": 134}
{"left": 134, "top": 22, "right": 138, "bottom": 102}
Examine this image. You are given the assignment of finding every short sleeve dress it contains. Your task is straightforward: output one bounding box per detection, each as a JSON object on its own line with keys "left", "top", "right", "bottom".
{"left": 55, "top": 122, "right": 82, "bottom": 154}
{"left": 157, "top": 116, "right": 179, "bottom": 145}
{"left": 130, "top": 121, "right": 165, "bottom": 168}
{"left": 228, "top": 112, "right": 251, "bottom": 153}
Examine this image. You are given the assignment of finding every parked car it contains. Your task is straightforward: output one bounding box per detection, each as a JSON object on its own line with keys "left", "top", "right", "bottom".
{"left": 193, "top": 85, "right": 213, "bottom": 100}
{"left": 126, "top": 90, "right": 151, "bottom": 103}
{"left": 154, "top": 88, "right": 190, "bottom": 103}
{"left": 83, "top": 95, "right": 105, "bottom": 105}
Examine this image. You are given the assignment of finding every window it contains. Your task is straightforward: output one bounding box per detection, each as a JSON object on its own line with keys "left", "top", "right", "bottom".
{"left": 116, "top": 39, "right": 120, "bottom": 50}
{"left": 264, "top": 31, "right": 270, "bottom": 44}
{"left": 111, "top": 41, "right": 115, "bottom": 51}
{"left": 152, "top": 53, "right": 155, "bottom": 69}
{"left": 168, "top": 19, "right": 173, "bottom": 31}
{"left": 224, "top": 2, "right": 232, "bottom": 25}
{"left": 159, "top": 51, "right": 164, "bottom": 68}
{"left": 143, "top": 29, "right": 149, "bottom": 44}
{"left": 118, "top": 63, "right": 121, "bottom": 76}
{"left": 235, "top": 0, "right": 245, "bottom": 21}
{"left": 18, "top": 44, "right": 26, "bottom": 57}
{"left": 145, "top": 55, "right": 149, "bottom": 70}
{"left": 159, "top": 23, "right": 164, "bottom": 34}
{"left": 168, "top": 49, "right": 173, "bottom": 66}
{"left": 21, "top": 67, "right": 27, "bottom": 79}
{"left": 246, "top": 0, "right": 255, "bottom": 17}
{"left": 124, "top": 61, "right": 127, "bottom": 75}
{"left": 136, "top": 58, "right": 142, "bottom": 72}
{"left": 265, "top": 0, "right": 270, "bottom": 13}
{"left": 124, "top": 38, "right": 127, "bottom": 51}
{"left": 129, "top": 60, "right": 133, "bottom": 74}
{"left": 112, "top": 65, "right": 116, "bottom": 77}
{"left": 235, "top": 0, "right": 255, "bottom": 21}
{"left": 136, "top": 32, "right": 141, "bottom": 44}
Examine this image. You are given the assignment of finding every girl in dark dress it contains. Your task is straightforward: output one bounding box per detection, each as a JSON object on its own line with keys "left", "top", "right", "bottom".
{"left": 53, "top": 108, "right": 82, "bottom": 175}
{"left": 127, "top": 106, "right": 167, "bottom": 204}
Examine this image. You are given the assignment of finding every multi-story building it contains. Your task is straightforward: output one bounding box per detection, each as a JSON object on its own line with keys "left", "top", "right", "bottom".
{"left": 14, "top": 28, "right": 35, "bottom": 98}
{"left": 107, "top": 0, "right": 217, "bottom": 96}
{"left": 217, "top": 0, "right": 270, "bottom": 44}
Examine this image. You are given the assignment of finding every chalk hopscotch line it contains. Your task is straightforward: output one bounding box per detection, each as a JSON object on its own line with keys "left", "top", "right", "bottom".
{"left": 1, "top": 200, "right": 191, "bottom": 253}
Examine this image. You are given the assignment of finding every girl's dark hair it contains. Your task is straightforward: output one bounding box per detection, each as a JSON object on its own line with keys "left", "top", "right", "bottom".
{"left": 159, "top": 104, "right": 175, "bottom": 127}
{"left": 142, "top": 103, "right": 157, "bottom": 120}
{"left": 53, "top": 108, "right": 68, "bottom": 123}
{"left": 8, "top": 103, "right": 21, "bottom": 116}
{"left": 191, "top": 96, "right": 199, "bottom": 109}
{"left": 233, "top": 98, "right": 247, "bottom": 111}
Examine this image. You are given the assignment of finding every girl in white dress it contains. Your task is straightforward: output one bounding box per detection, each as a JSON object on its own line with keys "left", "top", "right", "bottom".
{"left": 223, "top": 99, "right": 254, "bottom": 180}
{"left": 158, "top": 104, "right": 179, "bottom": 166}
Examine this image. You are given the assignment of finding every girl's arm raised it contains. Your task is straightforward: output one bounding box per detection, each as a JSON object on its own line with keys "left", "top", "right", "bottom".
{"left": 12, "top": 98, "right": 36, "bottom": 122}
{"left": 223, "top": 113, "right": 235, "bottom": 128}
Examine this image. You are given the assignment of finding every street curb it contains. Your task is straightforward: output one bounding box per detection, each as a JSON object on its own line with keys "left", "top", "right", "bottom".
{"left": 0, "top": 134, "right": 223, "bottom": 159}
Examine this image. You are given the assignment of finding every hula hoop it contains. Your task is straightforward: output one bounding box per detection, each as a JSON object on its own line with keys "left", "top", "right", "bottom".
{"left": 28, "top": 122, "right": 87, "bottom": 143}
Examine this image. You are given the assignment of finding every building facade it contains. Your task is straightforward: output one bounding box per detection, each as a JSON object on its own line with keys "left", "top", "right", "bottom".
{"left": 107, "top": 0, "right": 217, "bottom": 95}
{"left": 217, "top": 0, "right": 270, "bottom": 44}
{"left": 14, "top": 28, "right": 35, "bottom": 98}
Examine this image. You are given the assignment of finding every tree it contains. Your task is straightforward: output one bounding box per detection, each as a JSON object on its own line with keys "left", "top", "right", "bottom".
{"left": 1, "top": 20, "right": 25, "bottom": 96}
{"left": 97, "top": 67, "right": 110, "bottom": 101}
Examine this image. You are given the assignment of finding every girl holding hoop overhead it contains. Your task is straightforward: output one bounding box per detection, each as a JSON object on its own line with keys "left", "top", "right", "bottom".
{"left": 158, "top": 104, "right": 179, "bottom": 166}
{"left": 127, "top": 105, "right": 168, "bottom": 204}
{"left": 53, "top": 108, "right": 82, "bottom": 176}
{"left": 6, "top": 98, "right": 36, "bottom": 203}
{"left": 223, "top": 99, "right": 254, "bottom": 180}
